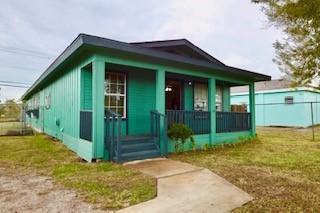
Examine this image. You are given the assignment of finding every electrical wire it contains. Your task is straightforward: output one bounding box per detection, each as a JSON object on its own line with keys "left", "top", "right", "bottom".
{"left": 0, "top": 83, "right": 29, "bottom": 88}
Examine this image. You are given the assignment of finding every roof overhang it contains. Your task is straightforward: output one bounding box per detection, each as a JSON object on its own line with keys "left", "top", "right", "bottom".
{"left": 22, "top": 34, "right": 271, "bottom": 100}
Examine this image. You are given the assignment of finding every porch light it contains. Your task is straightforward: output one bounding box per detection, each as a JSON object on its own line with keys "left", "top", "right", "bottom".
{"left": 165, "top": 86, "right": 172, "bottom": 92}
{"left": 188, "top": 81, "right": 192, "bottom": 86}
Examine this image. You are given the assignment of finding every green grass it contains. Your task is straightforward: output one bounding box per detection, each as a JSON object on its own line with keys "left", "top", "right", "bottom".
{"left": 171, "top": 127, "right": 320, "bottom": 212}
{"left": 0, "top": 135, "right": 156, "bottom": 210}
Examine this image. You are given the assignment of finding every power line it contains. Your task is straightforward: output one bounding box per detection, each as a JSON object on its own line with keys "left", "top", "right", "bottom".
{"left": 0, "top": 45, "right": 55, "bottom": 59}
{"left": 0, "top": 64, "right": 43, "bottom": 71}
{"left": 0, "top": 83, "right": 29, "bottom": 88}
{"left": 0, "top": 80, "right": 31, "bottom": 85}
{"left": 0, "top": 47, "right": 53, "bottom": 59}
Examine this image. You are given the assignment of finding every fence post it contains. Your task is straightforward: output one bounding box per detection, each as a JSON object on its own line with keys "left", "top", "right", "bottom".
{"left": 311, "top": 102, "right": 315, "bottom": 141}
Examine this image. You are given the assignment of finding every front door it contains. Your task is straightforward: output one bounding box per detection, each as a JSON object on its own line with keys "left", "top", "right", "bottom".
{"left": 165, "top": 79, "right": 183, "bottom": 110}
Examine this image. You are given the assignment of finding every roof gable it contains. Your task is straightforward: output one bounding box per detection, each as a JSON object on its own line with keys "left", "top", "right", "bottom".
{"left": 131, "top": 39, "right": 225, "bottom": 65}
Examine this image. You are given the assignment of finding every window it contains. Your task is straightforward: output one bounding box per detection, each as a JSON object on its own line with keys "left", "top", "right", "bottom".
{"left": 105, "top": 72, "right": 126, "bottom": 117}
{"left": 45, "top": 93, "right": 51, "bottom": 109}
{"left": 216, "top": 86, "right": 223, "bottom": 111}
{"left": 34, "top": 94, "right": 40, "bottom": 109}
{"left": 194, "top": 83, "right": 208, "bottom": 111}
{"left": 285, "top": 96, "right": 294, "bottom": 104}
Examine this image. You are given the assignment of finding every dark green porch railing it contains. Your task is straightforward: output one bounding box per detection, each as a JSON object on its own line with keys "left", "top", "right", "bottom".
{"left": 166, "top": 110, "right": 211, "bottom": 134}
{"left": 105, "top": 109, "right": 122, "bottom": 161}
{"left": 150, "top": 110, "right": 168, "bottom": 156}
{"left": 216, "top": 111, "right": 251, "bottom": 133}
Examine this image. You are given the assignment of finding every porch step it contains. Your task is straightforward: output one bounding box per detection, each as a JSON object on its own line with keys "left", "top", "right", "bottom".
{"left": 113, "top": 135, "right": 161, "bottom": 162}
{"left": 122, "top": 142, "right": 157, "bottom": 153}
{"left": 121, "top": 135, "right": 152, "bottom": 142}
{"left": 115, "top": 149, "right": 161, "bottom": 162}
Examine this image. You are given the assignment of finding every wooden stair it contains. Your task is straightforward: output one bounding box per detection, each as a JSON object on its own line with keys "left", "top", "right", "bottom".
{"left": 113, "top": 136, "right": 161, "bottom": 162}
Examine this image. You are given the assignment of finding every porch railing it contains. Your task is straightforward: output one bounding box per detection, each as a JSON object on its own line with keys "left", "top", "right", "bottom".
{"left": 80, "top": 110, "right": 92, "bottom": 141}
{"left": 150, "top": 110, "right": 168, "bottom": 155}
{"left": 216, "top": 111, "right": 251, "bottom": 133}
{"left": 166, "top": 110, "right": 211, "bottom": 134}
{"left": 105, "top": 109, "right": 122, "bottom": 161}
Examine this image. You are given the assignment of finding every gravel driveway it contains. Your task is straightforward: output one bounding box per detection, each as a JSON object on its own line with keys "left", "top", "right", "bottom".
{"left": 0, "top": 170, "right": 107, "bottom": 213}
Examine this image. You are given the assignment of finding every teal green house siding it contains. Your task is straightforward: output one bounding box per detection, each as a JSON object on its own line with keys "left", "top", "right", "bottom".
{"left": 231, "top": 88, "right": 320, "bottom": 128}
{"left": 23, "top": 34, "right": 270, "bottom": 162}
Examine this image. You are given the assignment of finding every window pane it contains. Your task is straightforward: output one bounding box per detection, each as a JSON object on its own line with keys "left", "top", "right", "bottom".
{"left": 110, "top": 84, "right": 118, "bottom": 94}
{"left": 104, "top": 96, "right": 110, "bottom": 108}
{"left": 109, "top": 96, "right": 117, "bottom": 107}
{"left": 109, "top": 74, "right": 117, "bottom": 83}
{"left": 118, "top": 96, "right": 124, "bottom": 107}
{"left": 109, "top": 107, "right": 117, "bottom": 112}
{"left": 117, "top": 85, "right": 125, "bottom": 94}
{"left": 117, "top": 107, "right": 124, "bottom": 117}
{"left": 118, "top": 75, "right": 125, "bottom": 84}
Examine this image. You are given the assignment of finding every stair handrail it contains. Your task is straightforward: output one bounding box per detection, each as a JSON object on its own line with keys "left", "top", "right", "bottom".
{"left": 105, "top": 109, "right": 122, "bottom": 162}
{"left": 150, "top": 110, "right": 168, "bottom": 156}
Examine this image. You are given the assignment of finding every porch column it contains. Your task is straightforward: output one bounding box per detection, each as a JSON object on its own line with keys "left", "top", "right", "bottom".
{"left": 208, "top": 77, "right": 216, "bottom": 145}
{"left": 155, "top": 69, "right": 166, "bottom": 155}
{"left": 92, "top": 55, "right": 105, "bottom": 159}
{"left": 155, "top": 69, "right": 165, "bottom": 114}
{"left": 249, "top": 82, "right": 256, "bottom": 136}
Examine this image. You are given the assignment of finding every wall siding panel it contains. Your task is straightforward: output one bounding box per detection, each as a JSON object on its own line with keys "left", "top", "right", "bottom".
{"left": 26, "top": 59, "right": 93, "bottom": 161}
{"left": 127, "top": 69, "right": 155, "bottom": 135}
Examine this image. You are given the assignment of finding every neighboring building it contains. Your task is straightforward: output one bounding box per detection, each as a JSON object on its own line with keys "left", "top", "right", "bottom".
{"left": 231, "top": 79, "right": 320, "bottom": 128}
{"left": 22, "top": 34, "right": 270, "bottom": 162}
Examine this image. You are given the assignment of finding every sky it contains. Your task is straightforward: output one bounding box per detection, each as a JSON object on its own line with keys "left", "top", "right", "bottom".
{"left": 0, "top": 0, "right": 283, "bottom": 102}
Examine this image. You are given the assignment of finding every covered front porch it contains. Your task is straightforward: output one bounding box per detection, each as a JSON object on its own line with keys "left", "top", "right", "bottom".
{"left": 78, "top": 55, "right": 256, "bottom": 162}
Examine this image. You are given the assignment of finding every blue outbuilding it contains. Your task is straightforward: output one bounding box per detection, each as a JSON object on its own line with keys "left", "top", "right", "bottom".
{"left": 231, "top": 79, "right": 320, "bottom": 128}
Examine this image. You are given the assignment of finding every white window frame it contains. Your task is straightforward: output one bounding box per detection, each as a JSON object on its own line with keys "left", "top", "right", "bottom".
{"left": 104, "top": 72, "right": 126, "bottom": 118}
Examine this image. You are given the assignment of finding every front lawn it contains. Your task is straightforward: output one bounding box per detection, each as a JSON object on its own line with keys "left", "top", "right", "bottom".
{"left": 171, "top": 127, "right": 320, "bottom": 212}
{"left": 0, "top": 135, "right": 156, "bottom": 210}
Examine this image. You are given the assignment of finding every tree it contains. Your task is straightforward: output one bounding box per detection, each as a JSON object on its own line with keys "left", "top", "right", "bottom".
{"left": 253, "top": 0, "right": 320, "bottom": 87}
{"left": 0, "top": 99, "right": 21, "bottom": 121}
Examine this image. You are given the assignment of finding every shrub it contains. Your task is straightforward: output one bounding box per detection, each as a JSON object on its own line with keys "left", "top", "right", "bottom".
{"left": 167, "top": 123, "right": 194, "bottom": 152}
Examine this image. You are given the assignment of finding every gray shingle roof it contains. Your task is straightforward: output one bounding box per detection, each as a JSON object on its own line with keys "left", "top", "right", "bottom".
{"left": 231, "top": 79, "right": 290, "bottom": 93}
{"left": 22, "top": 34, "right": 271, "bottom": 100}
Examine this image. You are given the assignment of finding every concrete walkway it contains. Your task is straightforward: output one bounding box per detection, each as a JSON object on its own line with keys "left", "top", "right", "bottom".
{"left": 119, "top": 158, "right": 252, "bottom": 213}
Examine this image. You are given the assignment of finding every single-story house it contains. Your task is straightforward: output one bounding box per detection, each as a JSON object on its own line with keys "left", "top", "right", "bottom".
{"left": 231, "top": 79, "right": 320, "bottom": 128}
{"left": 22, "top": 34, "right": 270, "bottom": 162}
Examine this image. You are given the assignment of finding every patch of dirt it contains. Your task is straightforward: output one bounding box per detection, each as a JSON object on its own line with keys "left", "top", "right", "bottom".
{"left": 0, "top": 170, "right": 108, "bottom": 213}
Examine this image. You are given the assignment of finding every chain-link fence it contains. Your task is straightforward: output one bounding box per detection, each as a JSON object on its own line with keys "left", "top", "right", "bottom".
{"left": 0, "top": 103, "right": 33, "bottom": 136}
{"left": 253, "top": 101, "right": 320, "bottom": 140}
